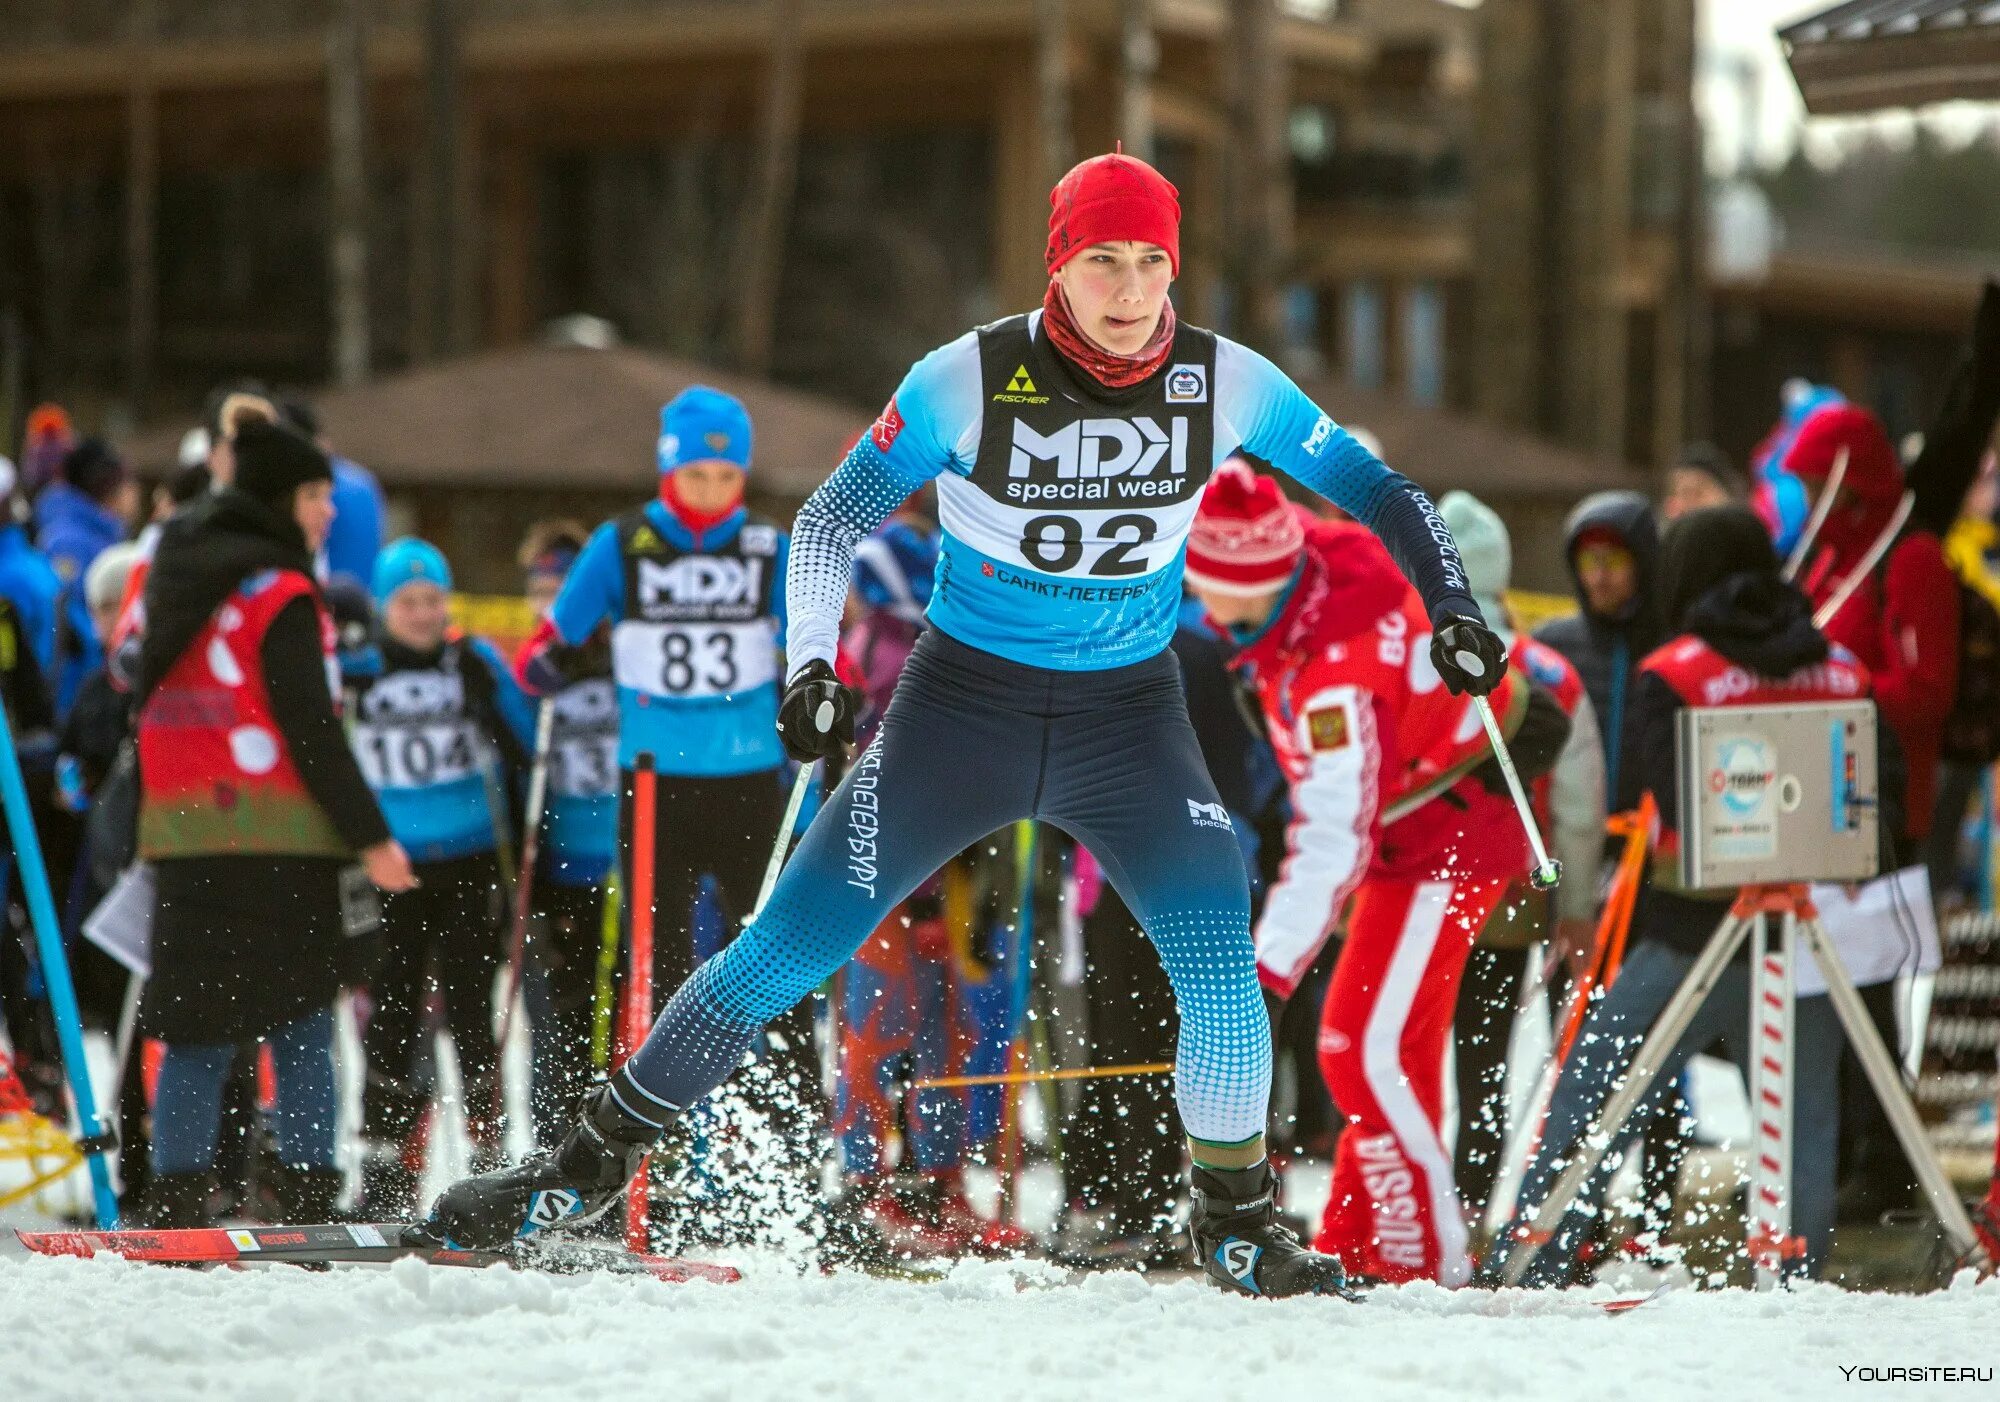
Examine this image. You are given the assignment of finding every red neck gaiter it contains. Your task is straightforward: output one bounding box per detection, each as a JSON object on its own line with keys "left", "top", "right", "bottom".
{"left": 1040, "top": 281, "right": 1176, "bottom": 391}
{"left": 660, "top": 473, "right": 743, "bottom": 537}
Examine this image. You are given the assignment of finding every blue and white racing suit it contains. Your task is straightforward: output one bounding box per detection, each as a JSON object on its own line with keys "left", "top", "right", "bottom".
{"left": 613, "top": 310, "right": 1478, "bottom": 1155}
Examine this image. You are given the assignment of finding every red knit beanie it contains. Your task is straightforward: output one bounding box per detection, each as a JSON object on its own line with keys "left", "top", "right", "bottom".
{"left": 1046, "top": 152, "right": 1181, "bottom": 276}
{"left": 1186, "top": 463, "right": 1307, "bottom": 595}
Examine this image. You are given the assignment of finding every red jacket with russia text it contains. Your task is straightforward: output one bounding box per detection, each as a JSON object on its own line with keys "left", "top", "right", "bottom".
{"left": 1232, "top": 521, "right": 1530, "bottom": 997}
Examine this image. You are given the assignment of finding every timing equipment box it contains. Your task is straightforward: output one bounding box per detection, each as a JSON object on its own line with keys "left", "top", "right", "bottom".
{"left": 1675, "top": 700, "right": 1879, "bottom": 890}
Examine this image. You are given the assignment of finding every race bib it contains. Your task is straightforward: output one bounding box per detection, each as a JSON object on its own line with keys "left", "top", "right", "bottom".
{"left": 353, "top": 720, "right": 483, "bottom": 790}
{"left": 612, "top": 619, "right": 777, "bottom": 700}
{"left": 549, "top": 732, "right": 618, "bottom": 799}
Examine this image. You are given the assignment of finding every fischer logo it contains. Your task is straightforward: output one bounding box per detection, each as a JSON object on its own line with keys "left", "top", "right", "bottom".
{"left": 1006, "top": 417, "right": 1190, "bottom": 503}
{"left": 1187, "top": 798, "right": 1234, "bottom": 831}
{"left": 1353, "top": 1132, "right": 1427, "bottom": 1271}
{"left": 637, "top": 556, "right": 763, "bottom": 609}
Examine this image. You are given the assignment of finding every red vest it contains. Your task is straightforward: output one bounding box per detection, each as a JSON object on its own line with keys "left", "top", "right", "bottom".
{"left": 138, "top": 569, "right": 349, "bottom": 860}
{"left": 1638, "top": 632, "right": 1871, "bottom": 877}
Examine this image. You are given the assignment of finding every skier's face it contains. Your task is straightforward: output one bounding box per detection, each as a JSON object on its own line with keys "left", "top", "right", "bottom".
{"left": 670, "top": 460, "right": 747, "bottom": 517}
{"left": 384, "top": 580, "right": 450, "bottom": 652}
{"left": 1054, "top": 242, "right": 1173, "bottom": 355}
{"left": 1662, "top": 467, "right": 1731, "bottom": 522}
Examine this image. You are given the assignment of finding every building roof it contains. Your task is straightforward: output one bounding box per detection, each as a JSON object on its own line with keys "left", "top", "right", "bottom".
{"left": 122, "top": 341, "right": 869, "bottom": 498}
{"left": 1781, "top": 1, "right": 2000, "bottom": 114}
{"left": 1293, "top": 378, "right": 1645, "bottom": 500}
{"left": 1711, "top": 242, "right": 1991, "bottom": 335}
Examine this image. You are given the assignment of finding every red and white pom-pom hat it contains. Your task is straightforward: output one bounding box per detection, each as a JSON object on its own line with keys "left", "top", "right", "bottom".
{"left": 1185, "top": 459, "right": 1309, "bottom": 596}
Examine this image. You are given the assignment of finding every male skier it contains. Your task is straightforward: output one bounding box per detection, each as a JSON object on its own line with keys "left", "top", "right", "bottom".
{"left": 428, "top": 151, "right": 1504, "bottom": 1298}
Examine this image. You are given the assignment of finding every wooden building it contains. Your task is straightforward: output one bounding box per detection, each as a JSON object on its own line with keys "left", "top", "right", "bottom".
{"left": 2, "top": 0, "right": 1665, "bottom": 585}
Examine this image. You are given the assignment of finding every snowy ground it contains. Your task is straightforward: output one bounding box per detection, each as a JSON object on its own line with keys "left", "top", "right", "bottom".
{"left": 2, "top": 1245, "right": 1995, "bottom": 1402}
{"left": 5, "top": 984, "right": 1995, "bottom": 1399}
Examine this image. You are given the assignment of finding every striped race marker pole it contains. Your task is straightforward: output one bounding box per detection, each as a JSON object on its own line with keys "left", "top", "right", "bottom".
{"left": 1746, "top": 904, "right": 1801, "bottom": 1288}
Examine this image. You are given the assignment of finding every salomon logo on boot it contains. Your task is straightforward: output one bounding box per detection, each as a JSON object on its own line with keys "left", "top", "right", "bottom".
{"left": 526, "top": 1189, "right": 584, "bottom": 1233}
{"left": 1219, "top": 1239, "right": 1263, "bottom": 1294}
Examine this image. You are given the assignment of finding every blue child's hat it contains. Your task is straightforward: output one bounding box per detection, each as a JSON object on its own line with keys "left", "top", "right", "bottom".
{"left": 373, "top": 536, "right": 453, "bottom": 606}
{"left": 658, "top": 386, "right": 753, "bottom": 474}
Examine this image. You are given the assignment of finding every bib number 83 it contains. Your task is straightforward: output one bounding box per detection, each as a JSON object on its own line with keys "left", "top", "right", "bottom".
{"left": 1019, "top": 513, "right": 1158, "bottom": 576}
{"left": 660, "top": 629, "right": 738, "bottom": 694}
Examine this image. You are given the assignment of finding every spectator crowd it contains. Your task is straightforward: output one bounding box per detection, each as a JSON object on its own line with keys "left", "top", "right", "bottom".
{"left": 1, "top": 355, "right": 1997, "bottom": 1286}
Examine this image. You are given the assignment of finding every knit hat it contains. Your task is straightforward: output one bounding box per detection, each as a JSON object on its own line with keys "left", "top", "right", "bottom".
{"left": 84, "top": 541, "right": 141, "bottom": 615}
{"left": 1185, "top": 461, "right": 1307, "bottom": 596}
{"left": 231, "top": 418, "right": 332, "bottom": 519}
{"left": 1673, "top": 441, "right": 1745, "bottom": 499}
{"left": 1438, "top": 490, "right": 1511, "bottom": 637}
{"left": 22, "top": 404, "right": 74, "bottom": 495}
{"left": 1658, "top": 504, "right": 1782, "bottom": 633}
{"left": 373, "top": 536, "right": 453, "bottom": 606}
{"left": 658, "top": 386, "right": 753, "bottom": 474}
{"left": 1046, "top": 152, "right": 1181, "bottom": 276}
{"left": 60, "top": 438, "right": 130, "bottom": 504}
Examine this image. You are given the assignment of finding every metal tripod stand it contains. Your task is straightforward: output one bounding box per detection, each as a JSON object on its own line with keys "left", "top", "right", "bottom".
{"left": 1498, "top": 884, "right": 1988, "bottom": 1288}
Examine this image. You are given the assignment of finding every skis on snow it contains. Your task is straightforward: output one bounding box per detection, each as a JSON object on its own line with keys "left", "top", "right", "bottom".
{"left": 12, "top": 1221, "right": 739, "bottom": 1284}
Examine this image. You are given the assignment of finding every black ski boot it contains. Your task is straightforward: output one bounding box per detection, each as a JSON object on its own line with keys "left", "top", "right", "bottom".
{"left": 1188, "top": 1162, "right": 1360, "bottom": 1300}
{"left": 421, "top": 1082, "right": 661, "bottom": 1250}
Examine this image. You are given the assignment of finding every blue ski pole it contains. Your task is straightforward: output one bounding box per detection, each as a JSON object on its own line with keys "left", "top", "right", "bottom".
{"left": 0, "top": 696, "right": 118, "bottom": 1227}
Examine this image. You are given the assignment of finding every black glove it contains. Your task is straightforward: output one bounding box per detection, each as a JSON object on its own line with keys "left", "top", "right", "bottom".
{"left": 1471, "top": 681, "right": 1573, "bottom": 793}
{"left": 1430, "top": 611, "right": 1507, "bottom": 697}
{"left": 547, "top": 629, "right": 612, "bottom": 683}
{"left": 776, "top": 659, "right": 856, "bottom": 762}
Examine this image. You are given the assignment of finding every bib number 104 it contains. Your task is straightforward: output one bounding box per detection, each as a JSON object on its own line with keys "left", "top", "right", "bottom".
{"left": 1019, "top": 513, "right": 1157, "bottom": 576}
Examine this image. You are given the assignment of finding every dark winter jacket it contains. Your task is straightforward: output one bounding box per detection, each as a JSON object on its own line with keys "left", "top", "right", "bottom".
{"left": 1532, "top": 491, "right": 1662, "bottom": 801}
{"left": 1621, "top": 506, "right": 1904, "bottom": 955}
{"left": 139, "top": 488, "right": 390, "bottom": 1044}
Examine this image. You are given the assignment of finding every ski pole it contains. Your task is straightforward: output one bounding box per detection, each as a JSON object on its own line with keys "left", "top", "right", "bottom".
{"left": 1781, "top": 445, "right": 1848, "bottom": 581}
{"left": 492, "top": 699, "right": 555, "bottom": 1131}
{"left": 0, "top": 698, "right": 117, "bottom": 1227}
{"left": 621, "top": 753, "right": 658, "bottom": 1252}
{"left": 751, "top": 758, "right": 818, "bottom": 924}
{"left": 998, "top": 820, "right": 1039, "bottom": 1226}
{"left": 589, "top": 870, "right": 621, "bottom": 1072}
{"left": 1494, "top": 797, "right": 1651, "bottom": 1229}
{"left": 1471, "top": 693, "right": 1561, "bottom": 891}
{"left": 1813, "top": 489, "right": 1915, "bottom": 629}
